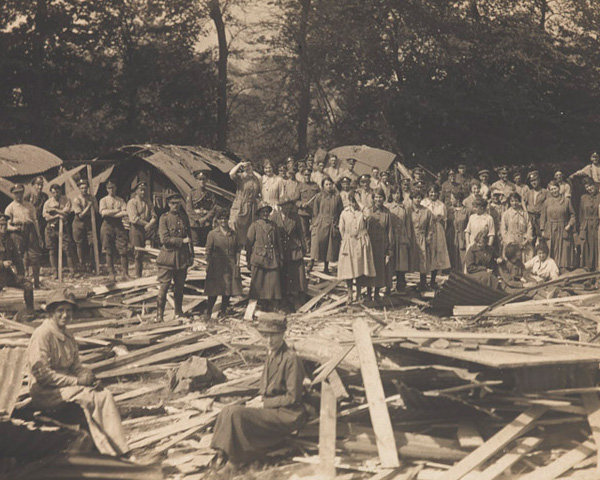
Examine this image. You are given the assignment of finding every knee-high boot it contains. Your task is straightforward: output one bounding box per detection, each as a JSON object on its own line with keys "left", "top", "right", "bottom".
{"left": 156, "top": 285, "right": 168, "bottom": 322}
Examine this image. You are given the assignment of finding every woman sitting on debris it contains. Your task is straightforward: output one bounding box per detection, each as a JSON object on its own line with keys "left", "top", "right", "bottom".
{"left": 524, "top": 243, "right": 560, "bottom": 284}
{"left": 464, "top": 229, "right": 501, "bottom": 290}
{"left": 27, "top": 289, "right": 129, "bottom": 457}
{"left": 211, "top": 313, "right": 307, "bottom": 470}
{"left": 204, "top": 209, "right": 243, "bottom": 322}
{"left": 498, "top": 242, "right": 527, "bottom": 293}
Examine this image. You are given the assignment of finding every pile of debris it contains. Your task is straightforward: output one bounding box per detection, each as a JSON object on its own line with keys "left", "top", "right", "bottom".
{"left": 2, "top": 251, "right": 600, "bottom": 479}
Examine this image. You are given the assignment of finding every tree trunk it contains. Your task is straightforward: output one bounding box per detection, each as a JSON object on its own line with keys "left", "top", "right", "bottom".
{"left": 297, "top": 0, "right": 312, "bottom": 158}
{"left": 32, "top": 0, "right": 48, "bottom": 144}
{"left": 209, "top": 0, "right": 229, "bottom": 151}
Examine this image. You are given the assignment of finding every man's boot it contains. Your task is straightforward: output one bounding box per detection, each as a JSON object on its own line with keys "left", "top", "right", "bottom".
{"left": 135, "top": 258, "right": 143, "bottom": 278}
{"left": 120, "top": 255, "right": 130, "bottom": 281}
{"left": 106, "top": 253, "right": 116, "bottom": 282}
{"left": 156, "top": 286, "right": 167, "bottom": 323}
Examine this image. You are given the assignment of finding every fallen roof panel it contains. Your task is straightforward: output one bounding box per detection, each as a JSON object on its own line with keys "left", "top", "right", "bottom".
{"left": 0, "top": 144, "right": 63, "bottom": 178}
{"left": 0, "top": 346, "right": 28, "bottom": 419}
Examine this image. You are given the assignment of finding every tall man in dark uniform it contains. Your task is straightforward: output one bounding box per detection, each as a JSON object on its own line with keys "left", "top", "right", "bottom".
{"left": 127, "top": 181, "right": 157, "bottom": 278}
{"left": 99, "top": 180, "right": 129, "bottom": 282}
{"left": 0, "top": 212, "right": 34, "bottom": 319}
{"left": 5, "top": 184, "right": 42, "bottom": 288}
{"left": 156, "top": 193, "right": 194, "bottom": 322}
{"left": 186, "top": 170, "right": 217, "bottom": 247}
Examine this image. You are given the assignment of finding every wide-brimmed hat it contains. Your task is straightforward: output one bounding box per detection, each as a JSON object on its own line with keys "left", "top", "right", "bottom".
{"left": 256, "top": 201, "right": 273, "bottom": 215}
{"left": 257, "top": 313, "right": 287, "bottom": 333}
{"left": 45, "top": 289, "right": 78, "bottom": 312}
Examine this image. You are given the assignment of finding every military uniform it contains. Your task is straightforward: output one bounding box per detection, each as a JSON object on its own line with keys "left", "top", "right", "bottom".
{"left": 185, "top": 187, "right": 216, "bottom": 247}
{"left": 72, "top": 191, "right": 99, "bottom": 271}
{"left": 0, "top": 218, "right": 34, "bottom": 311}
{"left": 43, "top": 194, "right": 78, "bottom": 276}
{"left": 297, "top": 180, "right": 320, "bottom": 248}
{"left": 156, "top": 204, "right": 193, "bottom": 320}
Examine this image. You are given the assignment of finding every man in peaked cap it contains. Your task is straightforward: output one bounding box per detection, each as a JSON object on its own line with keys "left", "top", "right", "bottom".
{"left": 0, "top": 212, "right": 34, "bottom": 319}
{"left": 491, "top": 166, "right": 516, "bottom": 204}
{"left": 127, "top": 180, "right": 157, "bottom": 278}
{"left": 156, "top": 193, "right": 194, "bottom": 322}
{"left": 99, "top": 179, "right": 129, "bottom": 282}
{"left": 6, "top": 183, "right": 43, "bottom": 288}
{"left": 523, "top": 170, "right": 547, "bottom": 244}
{"left": 211, "top": 312, "right": 307, "bottom": 469}
{"left": 186, "top": 170, "right": 217, "bottom": 248}
{"left": 478, "top": 169, "right": 491, "bottom": 199}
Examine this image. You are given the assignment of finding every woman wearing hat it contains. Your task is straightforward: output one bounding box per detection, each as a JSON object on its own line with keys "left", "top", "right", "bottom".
{"left": 271, "top": 197, "right": 307, "bottom": 309}
{"left": 246, "top": 202, "right": 283, "bottom": 310}
{"left": 204, "top": 209, "right": 243, "bottom": 321}
{"left": 229, "top": 161, "right": 262, "bottom": 248}
{"left": 211, "top": 313, "right": 306, "bottom": 468}
{"left": 28, "top": 289, "right": 129, "bottom": 456}
{"left": 72, "top": 178, "right": 100, "bottom": 273}
{"left": 308, "top": 177, "right": 343, "bottom": 274}
{"left": 541, "top": 180, "right": 576, "bottom": 271}
{"left": 578, "top": 178, "right": 600, "bottom": 271}
{"left": 338, "top": 190, "right": 376, "bottom": 303}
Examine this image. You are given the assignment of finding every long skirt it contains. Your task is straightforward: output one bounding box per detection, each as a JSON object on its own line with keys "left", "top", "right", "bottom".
{"left": 211, "top": 405, "right": 307, "bottom": 464}
{"left": 580, "top": 219, "right": 598, "bottom": 270}
{"left": 250, "top": 266, "right": 282, "bottom": 300}
{"left": 392, "top": 241, "right": 410, "bottom": 272}
{"left": 364, "top": 234, "right": 390, "bottom": 288}
{"left": 31, "top": 385, "right": 128, "bottom": 456}
{"left": 429, "top": 221, "right": 451, "bottom": 270}
{"left": 281, "top": 260, "right": 307, "bottom": 295}
{"left": 337, "top": 233, "right": 376, "bottom": 280}
{"left": 546, "top": 221, "right": 575, "bottom": 270}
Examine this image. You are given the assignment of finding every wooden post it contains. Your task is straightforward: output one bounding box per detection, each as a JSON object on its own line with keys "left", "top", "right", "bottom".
{"left": 582, "top": 392, "right": 600, "bottom": 472}
{"left": 352, "top": 319, "right": 400, "bottom": 468}
{"left": 87, "top": 165, "right": 101, "bottom": 275}
{"left": 318, "top": 377, "right": 337, "bottom": 479}
{"left": 58, "top": 217, "right": 63, "bottom": 281}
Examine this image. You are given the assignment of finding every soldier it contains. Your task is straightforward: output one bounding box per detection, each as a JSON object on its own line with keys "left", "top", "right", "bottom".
{"left": 5, "top": 184, "right": 42, "bottom": 288}
{"left": 127, "top": 181, "right": 157, "bottom": 278}
{"left": 478, "top": 169, "right": 491, "bottom": 199}
{"left": 72, "top": 178, "right": 99, "bottom": 273}
{"left": 99, "top": 180, "right": 129, "bottom": 282}
{"left": 297, "top": 167, "right": 319, "bottom": 249}
{"left": 24, "top": 176, "right": 48, "bottom": 249}
{"left": 156, "top": 193, "right": 193, "bottom": 322}
{"left": 43, "top": 184, "right": 78, "bottom": 279}
{"left": 491, "top": 166, "right": 516, "bottom": 204}
{"left": 186, "top": 170, "right": 217, "bottom": 247}
{"left": 0, "top": 213, "right": 34, "bottom": 319}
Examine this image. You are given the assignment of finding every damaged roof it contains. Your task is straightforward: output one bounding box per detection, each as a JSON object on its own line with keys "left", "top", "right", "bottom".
{"left": 0, "top": 144, "right": 63, "bottom": 178}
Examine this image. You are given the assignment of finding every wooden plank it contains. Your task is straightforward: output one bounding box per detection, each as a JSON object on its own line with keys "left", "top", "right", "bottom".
{"left": 129, "top": 412, "right": 212, "bottom": 450}
{"left": 327, "top": 368, "right": 348, "bottom": 399}
{"left": 443, "top": 405, "right": 547, "bottom": 480}
{"left": 352, "top": 319, "right": 399, "bottom": 468}
{"left": 318, "top": 377, "right": 337, "bottom": 479}
{"left": 520, "top": 439, "right": 595, "bottom": 480}
{"left": 58, "top": 217, "right": 63, "bottom": 281}
{"left": 299, "top": 280, "right": 342, "bottom": 313}
{"left": 113, "top": 384, "right": 165, "bottom": 403}
{"left": 244, "top": 299, "right": 257, "bottom": 321}
{"left": 582, "top": 392, "right": 600, "bottom": 473}
{"left": 87, "top": 164, "right": 101, "bottom": 275}
{"left": 311, "top": 344, "right": 355, "bottom": 386}
{"left": 92, "top": 275, "right": 158, "bottom": 295}
{"left": 457, "top": 422, "right": 484, "bottom": 450}
{"left": 476, "top": 436, "right": 542, "bottom": 480}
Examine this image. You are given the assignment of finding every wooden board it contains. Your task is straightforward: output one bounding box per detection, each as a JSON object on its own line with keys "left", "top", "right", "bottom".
{"left": 582, "top": 392, "right": 600, "bottom": 473}
{"left": 353, "top": 319, "right": 399, "bottom": 468}
{"left": 318, "top": 377, "right": 337, "bottom": 479}
{"left": 457, "top": 422, "right": 484, "bottom": 450}
{"left": 520, "top": 438, "right": 595, "bottom": 480}
{"left": 475, "top": 436, "right": 542, "bottom": 480}
{"left": 299, "top": 280, "right": 342, "bottom": 313}
{"left": 443, "top": 405, "right": 546, "bottom": 480}
{"left": 244, "top": 299, "right": 257, "bottom": 321}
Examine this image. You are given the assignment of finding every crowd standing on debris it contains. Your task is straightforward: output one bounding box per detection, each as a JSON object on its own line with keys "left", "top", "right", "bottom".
{"left": 5, "top": 151, "right": 600, "bottom": 322}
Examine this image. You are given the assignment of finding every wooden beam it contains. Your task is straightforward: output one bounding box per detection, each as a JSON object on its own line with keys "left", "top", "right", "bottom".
{"left": 520, "top": 438, "right": 595, "bottom": 480}
{"left": 443, "top": 405, "right": 547, "bottom": 480}
{"left": 244, "top": 299, "right": 257, "bottom": 321}
{"left": 582, "top": 392, "right": 600, "bottom": 473}
{"left": 457, "top": 422, "right": 484, "bottom": 450}
{"left": 476, "top": 436, "right": 542, "bottom": 480}
{"left": 299, "top": 280, "right": 342, "bottom": 313}
{"left": 318, "top": 377, "right": 337, "bottom": 479}
{"left": 311, "top": 344, "right": 354, "bottom": 386}
{"left": 87, "top": 164, "right": 101, "bottom": 275}
{"left": 352, "top": 319, "right": 399, "bottom": 468}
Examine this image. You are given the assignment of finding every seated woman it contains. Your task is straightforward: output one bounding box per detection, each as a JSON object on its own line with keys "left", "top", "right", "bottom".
{"left": 524, "top": 243, "right": 560, "bottom": 284}
{"left": 28, "top": 289, "right": 128, "bottom": 456}
{"left": 211, "top": 313, "right": 307, "bottom": 470}
{"left": 498, "top": 242, "right": 526, "bottom": 293}
{"left": 464, "top": 229, "right": 501, "bottom": 289}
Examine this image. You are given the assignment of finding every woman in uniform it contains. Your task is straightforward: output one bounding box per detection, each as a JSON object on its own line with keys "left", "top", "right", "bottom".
{"left": 421, "top": 184, "right": 450, "bottom": 288}
{"left": 541, "top": 180, "right": 576, "bottom": 272}
{"left": 578, "top": 177, "right": 600, "bottom": 271}
{"left": 409, "top": 189, "right": 434, "bottom": 291}
{"left": 365, "top": 188, "right": 393, "bottom": 300}
{"left": 385, "top": 186, "right": 412, "bottom": 290}
{"left": 229, "top": 161, "right": 262, "bottom": 249}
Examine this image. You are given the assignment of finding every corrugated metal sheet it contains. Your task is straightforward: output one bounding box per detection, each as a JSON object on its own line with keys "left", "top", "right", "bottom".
{"left": 0, "top": 144, "right": 63, "bottom": 178}
{"left": 432, "top": 271, "right": 507, "bottom": 312}
{"left": 0, "top": 346, "right": 28, "bottom": 419}
{"left": 329, "top": 145, "right": 398, "bottom": 176}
